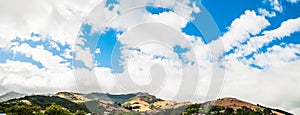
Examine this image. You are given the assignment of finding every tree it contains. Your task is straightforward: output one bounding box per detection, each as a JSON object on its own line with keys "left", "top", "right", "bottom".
{"left": 210, "top": 105, "right": 225, "bottom": 112}
{"left": 181, "top": 103, "right": 202, "bottom": 115}
{"left": 0, "top": 106, "right": 6, "bottom": 113}
{"left": 5, "top": 105, "right": 41, "bottom": 114}
{"left": 224, "top": 108, "right": 234, "bottom": 115}
{"left": 263, "top": 108, "right": 272, "bottom": 115}
{"left": 74, "top": 110, "right": 87, "bottom": 115}
{"left": 45, "top": 103, "right": 71, "bottom": 115}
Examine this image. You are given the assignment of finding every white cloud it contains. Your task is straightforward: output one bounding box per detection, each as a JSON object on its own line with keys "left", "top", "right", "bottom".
{"left": 263, "top": 17, "right": 300, "bottom": 38}
{"left": 268, "top": 0, "right": 283, "bottom": 12}
{"left": 10, "top": 43, "right": 69, "bottom": 72}
{"left": 258, "top": 8, "right": 276, "bottom": 18}
{"left": 213, "top": 10, "right": 270, "bottom": 52}
{"left": 0, "top": 0, "right": 100, "bottom": 48}
{"left": 232, "top": 17, "right": 300, "bottom": 58}
{"left": 95, "top": 48, "right": 101, "bottom": 54}
{"left": 286, "top": 0, "right": 300, "bottom": 3}
{"left": 73, "top": 44, "right": 94, "bottom": 68}
{"left": 251, "top": 44, "right": 300, "bottom": 68}
{"left": 0, "top": 60, "right": 75, "bottom": 93}
{"left": 86, "top": 0, "right": 200, "bottom": 32}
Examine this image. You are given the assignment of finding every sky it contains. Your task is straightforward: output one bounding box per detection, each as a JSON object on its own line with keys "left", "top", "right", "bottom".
{"left": 0, "top": 0, "right": 300, "bottom": 114}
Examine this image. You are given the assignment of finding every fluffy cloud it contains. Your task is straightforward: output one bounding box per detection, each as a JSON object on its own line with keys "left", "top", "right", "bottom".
{"left": 10, "top": 43, "right": 69, "bottom": 71}
{"left": 0, "top": 60, "right": 74, "bottom": 93}
{"left": 267, "top": 0, "right": 283, "bottom": 12}
{"left": 86, "top": 0, "right": 200, "bottom": 32}
{"left": 263, "top": 17, "right": 300, "bottom": 38}
{"left": 286, "top": 0, "right": 300, "bottom": 3}
{"left": 213, "top": 10, "right": 270, "bottom": 52}
{"left": 0, "top": 0, "right": 100, "bottom": 48}
{"left": 0, "top": 0, "right": 95, "bottom": 93}
{"left": 258, "top": 8, "right": 276, "bottom": 18}
{"left": 227, "top": 17, "right": 300, "bottom": 61}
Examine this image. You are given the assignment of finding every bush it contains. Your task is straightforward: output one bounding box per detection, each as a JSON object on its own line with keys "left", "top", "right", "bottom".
{"left": 5, "top": 105, "right": 41, "bottom": 114}
{"left": 45, "top": 103, "right": 71, "bottom": 115}
{"left": 74, "top": 110, "right": 87, "bottom": 115}
{"left": 224, "top": 108, "right": 234, "bottom": 115}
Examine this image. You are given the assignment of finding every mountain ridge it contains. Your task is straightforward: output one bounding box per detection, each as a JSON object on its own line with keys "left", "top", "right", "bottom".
{"left": 0, "top": 91, "right": 293, "bottom": 115}
{"left": 0, "top": 91, "right": 26, "bottom": 102}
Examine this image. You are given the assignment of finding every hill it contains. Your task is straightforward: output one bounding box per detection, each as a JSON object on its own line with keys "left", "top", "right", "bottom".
{"left": 0, "top": 91, "right": 26, "bottom": 102}
{"left": 55, "top": 92, "right": 90, "bottom": 103}
{"left": 84, "top": 92, "right": 136, "bottom": 104}
{"left": 183, "top": 97, "right": 293, "bottom": 115}
{"left": 0, "top": 95, "right": 89, "bottom": 113}
{"left": 55, "top": 92, "right": 192, "bottom": 114}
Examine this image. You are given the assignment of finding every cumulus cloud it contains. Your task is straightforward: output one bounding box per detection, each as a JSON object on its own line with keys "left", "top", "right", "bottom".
{"left": 86, "top": 0, "right": 200, "bottom": 32}
{"left": 258, "top": 8, "right": 276, "bottom": 18}
{"left": 268, "top": 0, "right": 283, "bottom": 12}
{"left": 0, "top": 0, "right": 100, "bottom": 47}
{"left": 229, "top": 17, "right": 300, "bottom": 59}
{"left": 0, "top": 60, "right": 74, "bottom": 93}
{"left": 212, "top": 10, "right": 270, "bottom": 52}
{"left": 10, "top": 43, "right": 69, "bottom": 71}
{"left": 286, "top": 0, "right": 300, "bottom": 3}
{"left": 263, "top": 17, "right": 300, "bottom": 38}
{"left": 0, "top": 0, "right": 97, "bottom": 93}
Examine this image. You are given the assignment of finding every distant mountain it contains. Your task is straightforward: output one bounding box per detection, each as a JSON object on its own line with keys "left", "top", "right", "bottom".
{"left": 84, "top": 92, "right": 136, "bottom": 104}
{"left": 0, "top": 91, "right": 26, "bottom": 102}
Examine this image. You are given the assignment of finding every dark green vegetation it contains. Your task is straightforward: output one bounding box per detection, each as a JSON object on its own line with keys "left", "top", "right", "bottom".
{"left": 181, "top": 103, "right": 202, "bottom": 114}
{"left": 0, "top": 105, "right": 42, "bottom": 114}
{"left": 0, "top": 103, "right": 88, "bottom": 115}
{"left": 44, "top": 103, "right": 71, "bottom": 115}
